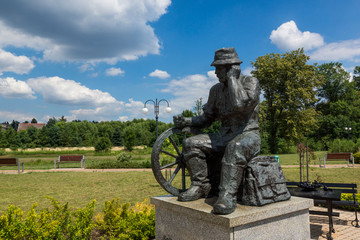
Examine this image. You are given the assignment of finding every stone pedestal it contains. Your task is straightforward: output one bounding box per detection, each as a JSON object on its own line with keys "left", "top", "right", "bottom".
{"left": 151, "top": 196, "right": 313, "bottom": 240}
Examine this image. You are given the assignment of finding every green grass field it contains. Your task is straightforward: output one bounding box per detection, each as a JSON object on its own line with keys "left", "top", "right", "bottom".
{"left": 0, "top": 171, "right": 167, "bottom": 213}
{"left": 1, "top": 149, "right": 359, "bottom": 214}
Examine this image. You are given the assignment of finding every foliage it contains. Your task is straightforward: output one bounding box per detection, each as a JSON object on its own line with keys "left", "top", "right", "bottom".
{"left": 327, "top": 139, "right": 358, "bottom": 153}
{"left": 88, "top": 160, "right": 151, "bottom": 169}
{"left": 95, "top": 137, "right": 112, "bottom": 152}
{"left": 340, "top": 193, "right": 360, "bottom": 211}
{"left": 123, "top": 127, "right": 136, "bottom": 151}
{"left": 0, "top": 198, "right": 156, "bottom": 239}
{"left": 116, "top": 152, "right": 132, "bottom": 162}
{"left": 193, "top": 97, "right": 204, "bottom": 116}
{"left": 251, "top": 49, "right": 321, "bottom": 153}
{"left": 353, "top": 152, "right": 360, "bottom": 164}
{"left": 94, "top": 198, "right": 155, "bottom": 240}
{"left": 0, "top": 197, "right": 95, "bottom": 240}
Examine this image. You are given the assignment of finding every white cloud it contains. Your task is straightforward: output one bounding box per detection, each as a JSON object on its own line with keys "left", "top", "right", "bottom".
{"left": 0, "top": 77, "right": 35, "bottom": 99}
{"left": 270, "top": 20, "right": 324, "bottom": 51}
{"left": 69, "top": 101, "right": 125, "bottom": 121}
{"left": 310, "top": 39, "right": 360, "bottom": 62}
{"left": 0, "top": 111, "right": 35, "bottom": 122}
{"left": 0, "top": 0, "right": 171, "bottom": 63}
{"left": 27, "top": 76, "right": 117, "bottom": 106}
{"left": 161, "top": 71, "right": 218, "bottom": 114}
{"left": 0, "top": 49, "right": 34, "bottom": 74}
{"left": 149, "top": 69, "right": 170, "bottom": 79}
{"left": 118, "top": 116, "right": 129, "bottom": 122}
{"left": 106, "top": 67, "right": 125, "bottom": 76}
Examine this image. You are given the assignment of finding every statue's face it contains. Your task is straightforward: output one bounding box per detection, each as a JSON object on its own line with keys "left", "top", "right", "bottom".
{"left": 215, "top": 65, "right": 228, "bottom": 83}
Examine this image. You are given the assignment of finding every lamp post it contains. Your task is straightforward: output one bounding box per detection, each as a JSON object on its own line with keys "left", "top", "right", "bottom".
{"left": 142, "top": 98, "right": 171, "bottom": 137}
{"left": 345, "top": 127, "right": 352, "bottom": 140}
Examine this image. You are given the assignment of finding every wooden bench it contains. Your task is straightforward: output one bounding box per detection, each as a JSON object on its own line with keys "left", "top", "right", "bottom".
{"left": 0, "top": 158, "right": 24, "bottom": 174}
{"left": 287, "top": 182, "right": 359, "bottom": 228}
{"left": 54, "top": 155, "right": 85, "bottom": 169}
{"left": 319, "top": 152, "right": 354, "bottom": 168}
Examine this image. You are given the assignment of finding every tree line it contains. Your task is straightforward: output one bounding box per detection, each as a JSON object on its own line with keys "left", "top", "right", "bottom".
{"left": 1, "top": 49, "right": 360, "bottom": 154}
{"left": 0, "top": 118, "right": 172, "bottom": 151}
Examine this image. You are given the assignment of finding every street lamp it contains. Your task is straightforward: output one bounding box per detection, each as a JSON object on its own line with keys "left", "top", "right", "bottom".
{"left": 345, "top": 127, "right": 352, "bottom": 139}
{"left": 142, "top": 98, "right": 171, "bottom": 137}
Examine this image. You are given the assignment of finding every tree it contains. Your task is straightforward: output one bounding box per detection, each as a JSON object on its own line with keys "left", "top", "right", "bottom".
{"left": 354, "top": 66, "right": 360, "bottom": 91}
{"left": 181, "top": 109, "right": 194, "bottom": 117}
{"left": 31, "top": 118, "right": 38, "bottom": 123}
{"left": 316, "top": 62, "right": 350, "bottom": 103}
{"left": 123, "top": 126, "right": 136, "bottom": 151}
{"left": 95, "top": 137, "right": 112, "bottom": 152}
{"left": 111, "top": 127, "right": 123, "bottom": 146}
{"left": 193, "top": 98, "right": 204, "bottom": 116}
{"left": 251, "top": 49, "right": 321, "bottom": 153}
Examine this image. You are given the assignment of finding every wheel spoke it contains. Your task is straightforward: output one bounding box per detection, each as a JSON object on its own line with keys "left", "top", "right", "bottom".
{"left": 169, "top": 136, "right": 181, "bottom": 155}
{"left": 160, "top": 160, "right": 179, "bottom": 170}
{"left": 168, "top": 165, "right": 181, "bottom": 184}
{"left": 160, "top": 149, "right": 178, "bottom": 159}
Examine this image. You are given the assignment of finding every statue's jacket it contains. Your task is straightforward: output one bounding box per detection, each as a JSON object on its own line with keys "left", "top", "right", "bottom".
{"left": 196, "top": 74, "right": 260, "bottom": 144}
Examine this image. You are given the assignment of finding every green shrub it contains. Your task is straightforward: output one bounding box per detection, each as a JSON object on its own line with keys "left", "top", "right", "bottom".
{"left": 0, "top": 197, "right": 95, "bottom": 240}
{"left": 340, "top": 193, "right": 360, "bottom": 211}
{"left": 88, "top": 160, "right": 151, "bottom": 169}
{"left": 353, "top": 152, "right": 360, "bottom": 164}
{"left": 116, "top": 152, "right": 132, "bottom": 162}
{"left": 0, "top": 198, "right": 156, "bottom": 239}
{"left": 95, "top": 137, "right": 112, "bottom": 153}
{"left": 94, "top": 199, "right": 155, "bottom": 240}
{"left": 328, "top": 139, "right": 357, "bottom": 153}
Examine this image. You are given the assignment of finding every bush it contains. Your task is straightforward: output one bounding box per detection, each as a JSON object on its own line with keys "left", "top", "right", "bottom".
{"left": 0, "top": 198, "right": 156, "bottom": 239}
{"left": 340, "top": 193, "right": 360, "bottom": 211}
{"left": 0, "top": 197, "right": 95, "bottom": 240}
{"left": 116, "top": 152, "right": 132, "bottom": 162}
{"left": 328, "top": 139, "right": 357, "bottom": 153}
{"left": 95, "top": 137, "right": 112, "bottom": 152}
{"left": 88, "top": 160, "right": 151, "bottom": 169}
{"left": 94, "top": 199, "right": 155, "bottom": 240}
{"left": 353, "top": 152, "right": 360, "bottom": 164}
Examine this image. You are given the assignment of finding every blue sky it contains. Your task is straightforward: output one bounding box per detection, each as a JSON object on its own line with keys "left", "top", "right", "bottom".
{"left": 0, "top": 0, "right": 359, "bottom": 123}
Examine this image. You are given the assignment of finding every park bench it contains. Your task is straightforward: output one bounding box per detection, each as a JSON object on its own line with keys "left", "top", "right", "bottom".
{"left": 54, "top": 155, "right": 85, "bottom": 169}
{"left": 0, "top": 158, "right": 24, "bottom": 174}
{"left": 286, "top": 182, "right": 359, "bottom": 228}
{"left": 319, "top": 152, "right": 355, "bottom": 168}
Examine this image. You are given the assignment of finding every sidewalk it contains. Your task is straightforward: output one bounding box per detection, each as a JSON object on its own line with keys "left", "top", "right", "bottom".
{"left": 310, "top": 206, "right": 360, "bottom": 240}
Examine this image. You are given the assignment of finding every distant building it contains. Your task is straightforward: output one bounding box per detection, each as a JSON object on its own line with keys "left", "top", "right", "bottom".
{"left": 17, "top": 123, "right": 45, "bottom": 131}
{"left": 0, "top": 123, "right": 10, "bottom": 131}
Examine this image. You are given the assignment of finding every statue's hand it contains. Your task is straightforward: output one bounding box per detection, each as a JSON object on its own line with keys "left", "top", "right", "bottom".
{"left": 173, "top": 114, "right": 191, "bottom": 129}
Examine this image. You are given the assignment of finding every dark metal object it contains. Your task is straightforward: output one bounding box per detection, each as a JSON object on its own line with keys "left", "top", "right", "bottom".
{"left": 288, "top": 187, "right": 342, "bottom": 240}
{"left": 143, "top": 98, "right": 170, "bottom": 138}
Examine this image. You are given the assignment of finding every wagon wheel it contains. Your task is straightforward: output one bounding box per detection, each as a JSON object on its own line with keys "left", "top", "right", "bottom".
{"left": 151, "top": 127, "right": 201, "bottom": 196}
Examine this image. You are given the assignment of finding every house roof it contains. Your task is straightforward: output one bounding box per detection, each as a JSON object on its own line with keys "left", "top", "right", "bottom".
{"left": 17, "top": 123, "right": 46, "bottom": 131}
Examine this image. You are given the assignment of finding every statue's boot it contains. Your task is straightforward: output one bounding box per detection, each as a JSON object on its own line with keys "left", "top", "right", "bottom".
{"left": 178, "top": 157, "right": 210, "bottom": 202}
{"left": 213, "top": 163, "right": 244, "bottom": 215}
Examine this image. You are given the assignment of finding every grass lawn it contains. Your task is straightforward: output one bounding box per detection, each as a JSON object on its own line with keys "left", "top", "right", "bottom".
{"left": 0, "top": 171, "right": 167, "bottom": 213}
{"left": 282, "top": 167, "right": 360, "bottom": 186}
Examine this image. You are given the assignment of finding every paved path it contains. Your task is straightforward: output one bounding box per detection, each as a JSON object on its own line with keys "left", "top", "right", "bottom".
{"left": 310, "top": 206, "right": 360, "bottom": 240}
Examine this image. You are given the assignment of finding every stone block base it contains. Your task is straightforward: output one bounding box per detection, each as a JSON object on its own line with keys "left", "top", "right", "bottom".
{"left": 151, "top": 196, "right": 313, "bottom": 240}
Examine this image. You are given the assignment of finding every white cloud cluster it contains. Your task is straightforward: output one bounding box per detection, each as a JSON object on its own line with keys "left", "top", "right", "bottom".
{"left": 106, "top": 67, "right": 125, "bottom": 76}
{"left": 0, "top": 49, "right": 34, "bottom": 74}
{"left": 270, "top": 20, "right": 360, "bottom": 63}
{"left": 149, "top": 69, "right": 170, "bottom": 79}
{"left": 270, "top": 20, "right": 324, "bottom": 51}
{"left": 310, "top": 39, "right": 360, "bottom": 62}
{"left": 0, "top": 0, "right": 171, "bottom": 63}
{"left": 0, "top": 77, "right": 35, "bottom": 99}
{"left": 161, "top": 71, "right": 218, "bottom": 114}
{"left": 0, "top": 111, "right": 35, "bottom": 123}
{"left": 27, "top": 76, "right": 117, "bottom": 106}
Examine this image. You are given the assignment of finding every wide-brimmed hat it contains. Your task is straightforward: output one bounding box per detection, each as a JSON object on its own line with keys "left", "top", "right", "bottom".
{"left": 211, "top": 47, "right": 242, "bottom": 66}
